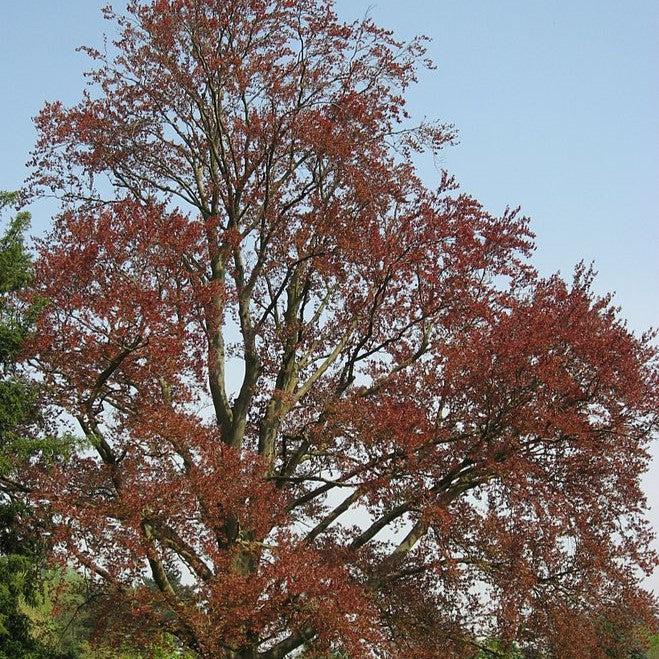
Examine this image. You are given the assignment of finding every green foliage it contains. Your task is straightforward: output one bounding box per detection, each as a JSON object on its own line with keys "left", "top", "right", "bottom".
{"left": 0, "top": 554, "right": 43, "bottom": 658}
{"left": 0, "top": 192, "right": 63, "bottom": 468}
{"left": 474, "top": 639, "right": 526, "bottom": 658}
{"left": 0, "top": 193, "right": 30, "bottom": 274}
{"left": 647, "top": 635, "right": 659, "bottom": 659}
{"left": 20, "top": 569, "right": 92, "bottom": 658}
{"left": 0, "top": 191, "right": 35, "bottom": 465}
{"left": 20, "top": 568, "right": 194, "bottom": 658}
{"left": 0, "top": 191, "right": 75, "bottom": 658}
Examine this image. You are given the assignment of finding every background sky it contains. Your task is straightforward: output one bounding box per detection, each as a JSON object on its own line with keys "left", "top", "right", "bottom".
{"left": 1, "top": 1, "right": 658, "bottom": 589}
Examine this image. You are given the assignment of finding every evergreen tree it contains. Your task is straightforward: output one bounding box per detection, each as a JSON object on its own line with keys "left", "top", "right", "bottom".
{"left": 0, "top": 190, "right": 44, "bottom": 657}
{"left": 0, "top": 191, "right": 70, "bottom": 658}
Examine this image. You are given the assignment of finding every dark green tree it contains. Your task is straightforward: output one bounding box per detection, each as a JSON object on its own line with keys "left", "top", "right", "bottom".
{"left": 0, "top": 190, "right": 44, "bottom": 657}
{"left": 0, "top": 191, "right": 71, "bottom": 658}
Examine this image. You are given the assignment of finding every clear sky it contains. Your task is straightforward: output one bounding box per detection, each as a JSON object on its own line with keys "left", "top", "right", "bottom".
{"left": 2, "top": 1, "right": 658, "bottom": 588}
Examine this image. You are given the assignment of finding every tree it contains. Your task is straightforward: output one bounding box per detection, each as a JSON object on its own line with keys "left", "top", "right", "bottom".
{"left": 0, "top": 193, "right": 85, "bottom": 659}
{"left": 0, "top": 191, "right": 49, "bottom": 658}
{"left": 24, "top": 1, "right": 658, "bottom": 657}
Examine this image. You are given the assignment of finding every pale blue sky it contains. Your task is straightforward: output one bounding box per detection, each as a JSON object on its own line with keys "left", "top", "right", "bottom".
{"left": 2, "top": 1, "right": 658, "bottom": 587}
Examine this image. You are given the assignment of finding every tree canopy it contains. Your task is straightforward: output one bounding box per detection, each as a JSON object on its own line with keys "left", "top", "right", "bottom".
{"left": 20, "top": 1, "right": 658, "bottom": 657}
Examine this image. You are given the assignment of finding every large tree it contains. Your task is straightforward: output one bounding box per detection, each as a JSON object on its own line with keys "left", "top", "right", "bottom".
{"left": 24, "top": 1, "right": 657, "bottom": 657}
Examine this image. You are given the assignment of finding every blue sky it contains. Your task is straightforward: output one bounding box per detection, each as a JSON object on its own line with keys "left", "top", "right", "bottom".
{"left": 2, "top": 1, "right": 658, "bottom": 587}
